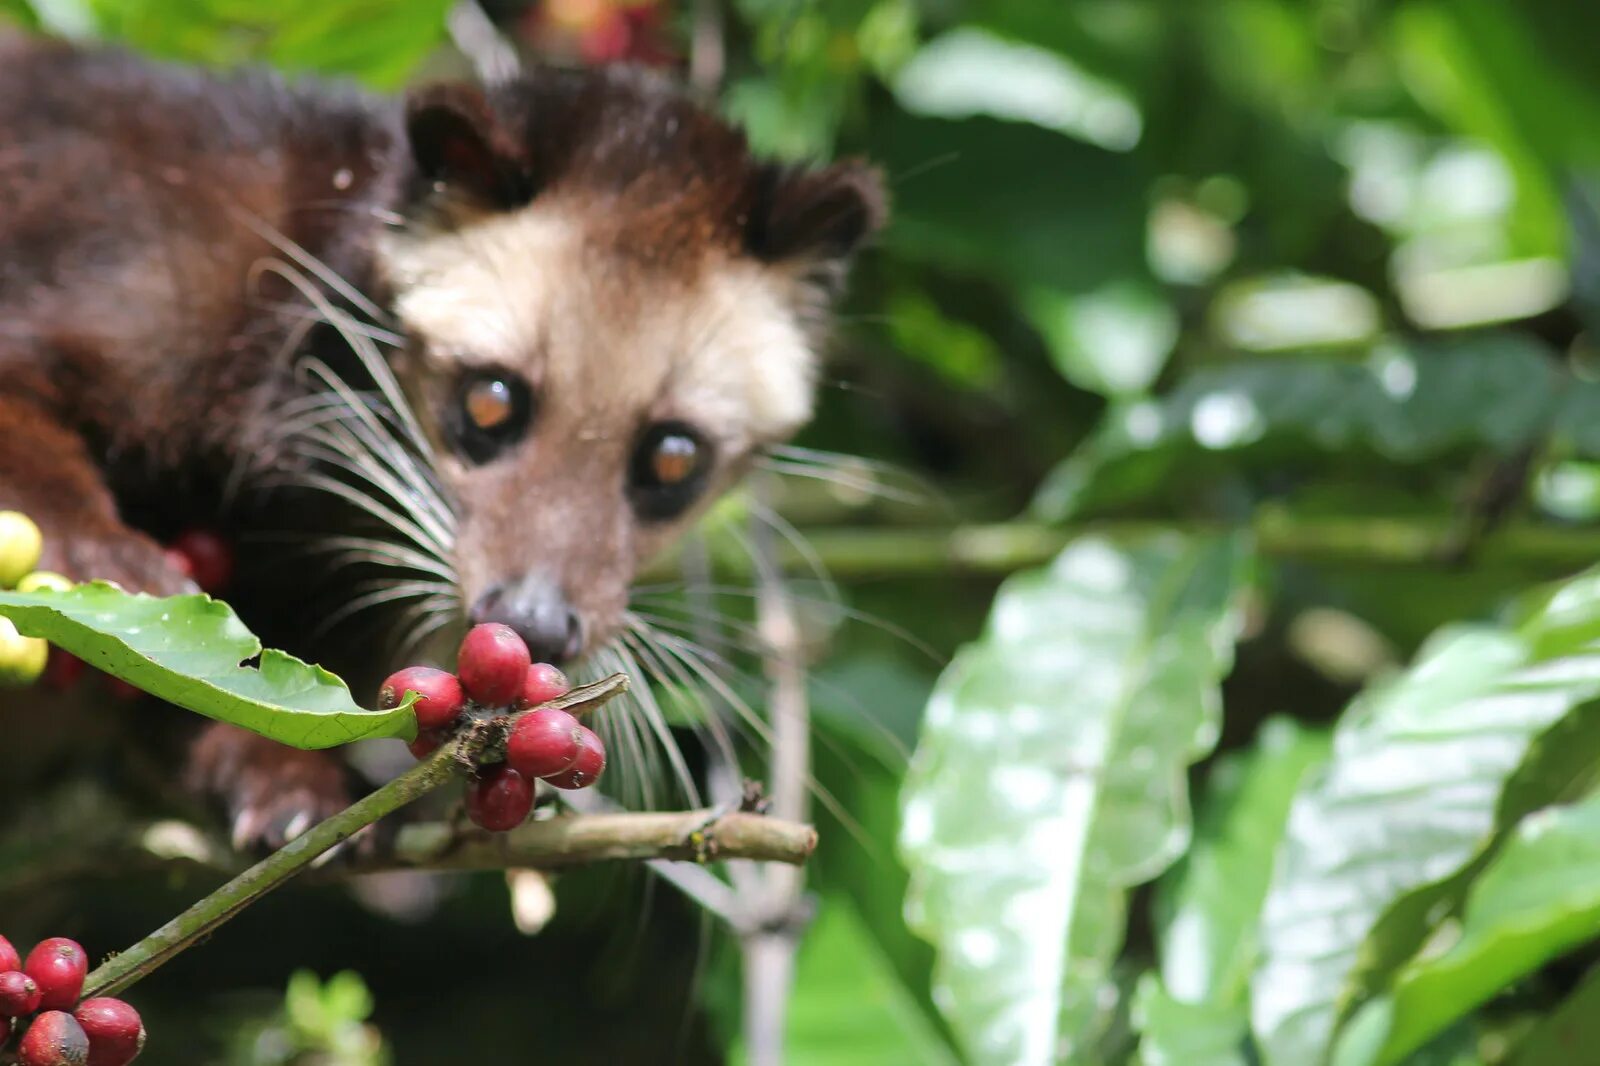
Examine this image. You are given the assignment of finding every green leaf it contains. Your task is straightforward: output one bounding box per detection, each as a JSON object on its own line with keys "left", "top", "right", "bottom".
{"left": 82, "top": 0, "right": 451, "bottom": 87}
{"left": 1025, "top": 281, "right": 1178, "bottom": 398}
{"left": 1034, "top": 334, "right": 1569, "bottom": 521}
{"left": 0, "top": 584, "right": 413, "bottom": 749}
{"left": 1250, "top": 572, "right": 1600, "bottom": 1066}
{"left": 1132, "top": 973, "right": 1248, "bottom": 1066}
{"left": 1356, "top": 793, "right": 1600, "bottom": 1064}
{"left": 783, "top": 895, "right": 961, "bottom": 1066}
{"left": 1157, "top": 717, "right": 1331, "bottom": 1008}
{"left": 893, "top": 27, "right": 1143, "bottom": 151}
{"left": 900, "top": 533, "right": 1251, "bottom": 1064}
{"left": 1507, "top": 961, "right": 1600, "bottom": 1066}
{"left": 876, "top": 110, "right": 1145, "bottom": 296}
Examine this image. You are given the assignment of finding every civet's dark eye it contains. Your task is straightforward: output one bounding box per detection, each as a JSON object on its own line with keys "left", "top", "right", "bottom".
{"left": 449, "top": 370, "right": 533, "bottom": 464}
{"left": 629, "top": 421, "right": 713, "bottom": 521}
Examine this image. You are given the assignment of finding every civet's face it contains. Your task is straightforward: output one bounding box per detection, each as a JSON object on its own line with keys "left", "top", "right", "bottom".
{"left": 378, "top": 67, "right": 884, "bottom": 663}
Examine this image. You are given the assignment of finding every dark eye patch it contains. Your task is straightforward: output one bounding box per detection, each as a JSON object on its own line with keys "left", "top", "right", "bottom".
{"left": 629, "top": 421, "right": 713, "bottom": 521}
{"left": 447, "top": 369, "right": 534, "bottom": 465}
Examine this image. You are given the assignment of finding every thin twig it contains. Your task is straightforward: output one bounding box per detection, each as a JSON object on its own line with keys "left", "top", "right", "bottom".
{"left": 742, "top": 480, "right": 814, "bottom": 1066}
{"left": 447, "top": 0, "right": 520, "bottom": 84}
{"left": 80, "top": 740, "right": 464, "bottom": 999}
{"left": 352, "top": 809, "right": 816, "bottom": 872}
{"left": 689, "top": 0, "right": 726, "bottom": 94}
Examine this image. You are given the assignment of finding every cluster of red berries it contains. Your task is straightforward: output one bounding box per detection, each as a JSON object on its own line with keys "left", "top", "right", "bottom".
{"left": 377, "top": 623, "right": 608, "bottom": 833}
{"left": 0, "top": 935, "right": 143, "bottom": 1066}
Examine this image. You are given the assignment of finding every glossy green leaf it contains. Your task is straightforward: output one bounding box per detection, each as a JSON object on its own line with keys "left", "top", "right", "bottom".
{"left": 901, "top": 533, "right": 1251, "bottom": 1064}
{"left": 1157, "top": 717, "right": 1331, "bottom": 1008}
{"left": 1132, "top": 973, "right": 1248, "bottom": 1066}
{"left": 1358, "top": 794, "right": 1600, "bottom": 1064}
{"left": 1034, "top": 334, "right": 1573, "bottom": 521}
{"left": 783, "top": 896, "right": 960, "bottom": 1066}
{"left": 1250, "top": 572, "right": 1600, "bottom": 1066}
{"left": 0, "top": 584, "right": 413, "bottom": 749}
{"left": 81, "top": 0, "right": 450, "bottom": 86}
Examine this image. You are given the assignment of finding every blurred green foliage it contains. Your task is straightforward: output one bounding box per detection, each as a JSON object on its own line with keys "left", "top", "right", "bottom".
{"left": 7, "top": 0, "right": 1600, "bottom": 1063}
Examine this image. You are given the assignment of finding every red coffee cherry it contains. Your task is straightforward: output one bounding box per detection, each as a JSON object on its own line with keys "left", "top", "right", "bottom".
{"left": 513, "top": 663, "right": 571, "bottom": 709}
{"left": 505, "top": 708, "right": 583, "bottom": 780}
{"left": 0, "top": 933, "right": 19, "bottom": 972}
{"left": 24, "top": 938, "right": 87, "bottom": 1012}
{"left": 465, "top": 765, "right": 533, "bottom": 832}
{"left": 169, "top": 529, "right": 233, "bottom": 594}
{"left": 456, "top": 624, "right": 530, "bottom": 707}
{"left": 18, "top": 1011, "right": 89, "bottom": 1066}
{"left": 378, "top": 667, "right": 465, "bottom": 731}
{"left": 0, "top": 969, "right": 42, "bottom": 1016}
{"left": 543, "top": 726, "right": 606, "bottom": 790}
{"left": 407, "top": 729, "right": 446, "bottom": 760}
{"left": 74, "top": 998, "right": 145, "bottom": 1066}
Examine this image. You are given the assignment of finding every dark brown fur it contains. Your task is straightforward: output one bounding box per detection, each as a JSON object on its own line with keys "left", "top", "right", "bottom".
{"left": 0, "top": 33, "right": 883, "bottom": 848}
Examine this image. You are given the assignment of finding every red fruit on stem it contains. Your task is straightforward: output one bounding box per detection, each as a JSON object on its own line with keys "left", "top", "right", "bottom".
{"left": 513, "top": 662, "right": 570, "bottom": 709}
{"left": 169, "top": 529, "right": 233, "bottom": 594}
{"left": 18, "top": 1011, "right": 89, "bottom": 1066}
{"left": 378, "top": 666, "right": 465, "bottom": 730}
{"left": 543, "top": 726, "right": 606, "bottom": 789}
{"left": 74, "top": 998, "right": 145, "bottom": 1066}
{"left": 0, "top": 933, "right": 19, "bottom": 972}
{"left": 24, "top": 939, "right": 87, "bottom": 1012}
{"left": 465, "top": 765, "right": 533, "bottom": 832}
{"left": 0, "top": 969, "right": 42, "bottom": 1016}
{"left": 505, "top": 708, "right": 583, "bottom": 779}
{"left": 407, "top": 730, "right": 445, "bottom": 760}
{"left": 456, "top": 624, "right": 530, "bottom": 707}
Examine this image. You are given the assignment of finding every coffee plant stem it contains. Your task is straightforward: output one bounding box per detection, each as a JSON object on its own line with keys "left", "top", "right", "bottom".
{"left": 79, "top": 740, "right": 466, "bottom": 1000}
{"left": 645, "top": 510, "right": 1600, "bottom": 581}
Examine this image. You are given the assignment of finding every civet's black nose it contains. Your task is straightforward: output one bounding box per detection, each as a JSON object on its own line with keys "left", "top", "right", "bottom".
{"left": 470, "top": 574, "right": 583, "bottom": 664}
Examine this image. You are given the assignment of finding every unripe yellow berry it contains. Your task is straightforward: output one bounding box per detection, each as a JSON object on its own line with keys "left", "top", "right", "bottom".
{"left": 0, "top": 617, "right": 47, "bottom": 687}
{"left": 16, "top": 570, "right": 72, "bottom": 594}
{"left": 0, "top": 512, "right": 43, "bottom": 588}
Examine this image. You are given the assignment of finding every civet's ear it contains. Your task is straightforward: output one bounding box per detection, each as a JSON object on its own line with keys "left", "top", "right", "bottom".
{"left": 404, "top": 84, "right": 531, "bottom": 208}
{"left": 744, "top": 159, "right": 888, "bottom": 273}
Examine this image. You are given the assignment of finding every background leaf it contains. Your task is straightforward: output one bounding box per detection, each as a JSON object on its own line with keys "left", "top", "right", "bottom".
{"left": 780, "top": 894, "right": 960, "bottom": 1066}
{"left": 1251, "top": 565, "right": 1600, "bottom": 1065}
{"left": 1156, "top": 717, "right": 1331, "bottom": 1008}
{"left": 0, "top": 584, "right": 413, "bottom": 749}
{"left": 1360, "top": 792, "right": 1600, "bottom": 1064}
{"left": 900, "top": 533, "right": 1251, "bottom": 1064}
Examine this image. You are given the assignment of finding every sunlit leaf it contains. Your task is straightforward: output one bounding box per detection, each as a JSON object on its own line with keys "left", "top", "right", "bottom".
{"left": 1250, "top": 566, "right": 1600, "bottom": 1065}
{"left": 1156, "top": 717, "right": 1330, "bottom": 1008}
{"left": 1132, "top": 974, "right": 1248, "bottom": 1066}
{"left": 894, "top": 27, "right": 1142, "bottom": 151}
{"left": 0, "top": 584, "right": 413, "bottom": 749}
{"left": 901, "top": 533, "right": 1251, "bottom": 1064}
{"left": 1347, "top": 794, "right": 1600, "bottom": 1064}
{"left": 1034, "top": 334, "right": 1572, "bottom": 521}
{"left": 1025, "top": 281, "right": 1177, "bottom": 397}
